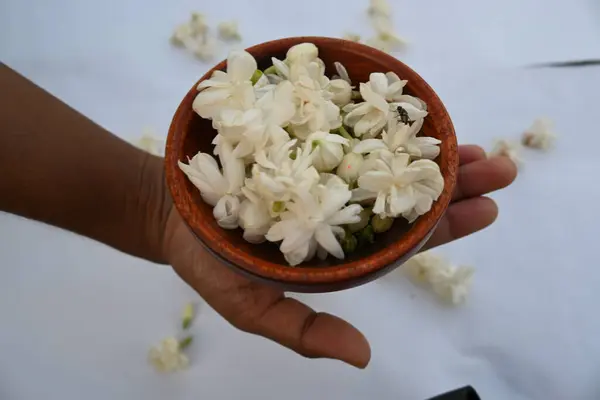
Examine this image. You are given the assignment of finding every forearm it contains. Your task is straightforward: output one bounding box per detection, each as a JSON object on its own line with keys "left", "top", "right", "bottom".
{"left": 0, "top": 64, "right": 171, "bottom": 263}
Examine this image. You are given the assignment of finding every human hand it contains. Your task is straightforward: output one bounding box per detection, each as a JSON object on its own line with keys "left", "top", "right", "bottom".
{"left": 163, "top": 144, "right": 517, "bottom": 369}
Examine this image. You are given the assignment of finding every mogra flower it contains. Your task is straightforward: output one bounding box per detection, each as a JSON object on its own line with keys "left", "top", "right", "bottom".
{"left": 354, "top": 152, "right": 444, "bottom": 222}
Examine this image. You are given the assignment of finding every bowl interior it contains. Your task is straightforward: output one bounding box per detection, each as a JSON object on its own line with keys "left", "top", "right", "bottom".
{"left": 167, "top": 37, "right": 457, "bottom": 283}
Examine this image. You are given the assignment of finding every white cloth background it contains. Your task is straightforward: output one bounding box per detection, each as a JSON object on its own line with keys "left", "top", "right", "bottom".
{"left": 1, "top": 0, "right": 600, "bottom": 399}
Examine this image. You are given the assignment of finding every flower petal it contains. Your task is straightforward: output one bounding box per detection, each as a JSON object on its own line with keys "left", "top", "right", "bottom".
{"left": 389, "top": 185, "right": 416, "bottom": 216}
{"left": 213, "top": 195, "right": 240, "bottom": 229}
{"left": 227, "top": 50, "right": 257, "bottom": 81}
{"left": 360, "top": 83, "right": 389, "bottom": 112}
{"left": 327, "top": 204, "right": 363, "bottom": 225}
{"left": 352, "top": 139, "right": 388, "bottom": 154}
{"left": 351, "top": 187, "right": 377, "bottom": 202}
{"left": 334, "top": 62, "right": 351, "bottom": 84}
{"left": 358, "top": 171, "right": 394, "bottom": 192}
{"left": 373, "top": 191, "right": 387, "bottom": 215}
{"left": 369, "top": 72, "right": 389, "bottom": 96}
{"left": 315, "top": 224, "right": 344, "bottom": 259}
{"left": 271, "top": 57, "right": 290, "bottom": 79}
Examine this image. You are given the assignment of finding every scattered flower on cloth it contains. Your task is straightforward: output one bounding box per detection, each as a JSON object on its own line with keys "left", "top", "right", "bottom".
{"left": 368, "top": 0, "right": 391, "bottom": 17}
{"left": 135, "top": 128, "right": 165, "bottom": 156}
{"left": 366, "top": 0, "right": 407, "bottom": 52}
{"left": 343, "top": 33, "right": 361, "bottom": 42}
{"left": 403, "top": 251, "right": 474, "bottom": 305}
{"left": 171, "top": 12, "right": 216, "bottom": 61}
{"left": 148, "top": 337, "right": 190, "bottom": 373}
{"left": 489, "top": 139, "right": 521, "bottom": 166}
{"left": 522, "top": 117, "right": 556, "bottom": 150}
{"left": 217, "top": 20, "right": 241, "bottom": 41}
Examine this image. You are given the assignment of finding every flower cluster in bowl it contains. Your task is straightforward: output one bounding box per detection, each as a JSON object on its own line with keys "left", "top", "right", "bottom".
{"left": 179, "top": 43, "right": 444, "bottom": 266}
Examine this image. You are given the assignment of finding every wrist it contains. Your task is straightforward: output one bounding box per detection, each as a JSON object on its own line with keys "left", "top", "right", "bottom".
{"left": 136, "top": 152, "right": 173, "bottom": 264}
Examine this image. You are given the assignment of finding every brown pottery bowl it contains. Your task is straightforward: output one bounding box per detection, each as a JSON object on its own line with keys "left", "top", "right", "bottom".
{"left": 165, "top": 36, "right": 458, "bottom": 293}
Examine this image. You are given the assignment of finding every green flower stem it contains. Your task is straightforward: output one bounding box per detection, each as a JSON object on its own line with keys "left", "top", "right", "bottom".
{"left": 181, "top": 303, "right": 194, "bottom": 330}
{"left": 337, "top": 126, "right": 353, "bottom": 140}
{"left": 179, "top": 336, "right": 193, "bottom": 350}
{"left": 251, "top": 70, "right": 263, "bottom": 85}
{"left": 264, "top": 65, "right": 277, "bottom": 75}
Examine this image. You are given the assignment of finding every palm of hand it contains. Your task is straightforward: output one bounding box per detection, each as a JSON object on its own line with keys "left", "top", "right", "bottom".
{"left": 164, "top": 145, "right": 517, "bottom": 369}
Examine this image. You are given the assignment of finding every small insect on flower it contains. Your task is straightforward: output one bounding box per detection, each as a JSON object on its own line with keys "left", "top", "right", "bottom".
{"left": 397, "top": 105, "right": 413, "bottom": 126}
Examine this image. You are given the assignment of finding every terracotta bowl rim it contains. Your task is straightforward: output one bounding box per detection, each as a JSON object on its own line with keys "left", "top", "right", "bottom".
{"left": 165, "top": 36, "right": 458, "bottom": 286}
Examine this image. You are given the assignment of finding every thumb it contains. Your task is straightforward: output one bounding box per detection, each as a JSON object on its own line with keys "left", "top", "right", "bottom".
{"left": 247, "top": 296, "right": 371, "bottom": 368}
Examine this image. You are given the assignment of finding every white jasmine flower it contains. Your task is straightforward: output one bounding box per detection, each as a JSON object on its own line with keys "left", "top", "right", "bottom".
{"left": 366, "top": 36, "right": 393, "bottom": 53}
{"left": 189, "top": 12, "right": 209, "bottom": 36}
{"left": 370, "top": 16, "right": 408, "bottom": 51}
{"left": 214, "top": 108, "right": 263, "bottom": 145}
{"left": 247, "top": 139, "right": 319, "bottom": 204}
{"left": 306, "top": 131, "right": 349, "bottom": 172}
{"left": 336, "top": 152, "right": 364, "bottom": 183}
{"left": 171, "top": 12, "right": 218, "bottom": 61}
{"left": 288, "top": 77, "right": 342, "bottom": 139}
{"left": 266, "top": 176, "right": 362, "bottom": 265}
{"left": 327, "top": 79, "right": 352, "bottom": 106}
{"left": 217, "top": 20, "right": 241, "bottom": 41}
{"left": 489, "top": 139, "right": 521, "bottom": 165}
{"left": 148, "top": 337, "right": 189, "bottom": 373}
{"left": 192, "top": 50, "right": 257, "bottom": 120}
{"left": 342, "top": 33, "right": 361, "bottom": 42}
{"left": 178, "top": 141, "right": 244, "bottom": 229}
{"left": 355, "top": 152, "right": 444, "bottom": 222}
{"left": 353, "top": 117, "right": 440, "bottom": 159}
{"left": 213, "top": 195, "right": 241, "bottom": 229}
{"left": 522, "top": 117, "right": 556, "bottom": 150}
{"left": 135, "top": 128, "right": 165, "bottom": 156}
{"left": 220, "top": 81, "right": 295, "bottom": 160}
{"left": 343, "top": 81, "right": 392, "bottom": 138}
{"left": 368, "top": 0, "right": 391, "bottom": 17}
{"left": 285, "top": 43, "right": 319, "bottom": 66}
{"left": 403, "top": 252, "right": 474, "bottom": 305}
{"left": 366, "top": 72, "right": 407, "bottom": 102}
{"left": 192, "top": 36, "right": 217, "bottom": 61}
{"left": 238, "top": 197, "right": 272, "bottom": 243}
{"left": 170, "top": 23, "right": 194, "bottom": 47}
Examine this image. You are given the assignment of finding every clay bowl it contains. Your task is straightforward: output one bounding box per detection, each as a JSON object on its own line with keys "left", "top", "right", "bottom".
{"left": 165, "top": 36, "right": 458, "bottom": 293}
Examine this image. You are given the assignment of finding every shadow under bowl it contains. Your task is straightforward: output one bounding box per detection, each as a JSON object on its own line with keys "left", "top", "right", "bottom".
{"left": 165, "top": 36, "right": 458, "bottom": 293}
